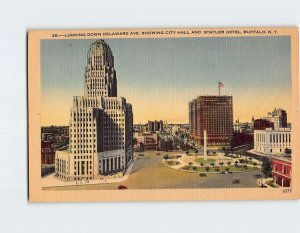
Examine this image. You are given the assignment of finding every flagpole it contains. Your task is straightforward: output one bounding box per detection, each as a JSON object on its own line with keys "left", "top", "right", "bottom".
{"left": 218, "top": 82, "right": 220, "bottom": 95}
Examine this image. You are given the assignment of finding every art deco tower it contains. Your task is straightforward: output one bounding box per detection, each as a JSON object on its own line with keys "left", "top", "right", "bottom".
{"left": 84, "top": 40, "right": 117, "bottom": 98}
{"left": 55, "top": 40, "right": 133, "bottom": 181}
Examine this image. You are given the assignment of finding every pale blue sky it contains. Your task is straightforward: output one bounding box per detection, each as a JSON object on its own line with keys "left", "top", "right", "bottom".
{"left": 41, "top": 36, "right": 291, "bottom": 125}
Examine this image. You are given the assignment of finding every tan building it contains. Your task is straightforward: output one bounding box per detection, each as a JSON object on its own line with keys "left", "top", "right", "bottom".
{"left": 55, "top": 40, "right": 133, "bottom": 181}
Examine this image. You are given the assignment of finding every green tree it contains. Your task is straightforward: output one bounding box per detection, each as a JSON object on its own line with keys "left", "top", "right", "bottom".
{"left": 227, "top": 161, "right": 231, "bottom": 166}
{"left": 193, "top": 166, "right": 197, "bottom": 171}
{"left": 188, "top": 162, "right": 193, "bottom": 167}
{"left": 205, "top": 167, "right": 210, "bottom": 172}
{"left": 200, "top": 163, "right": 204, "bottom": 167}
{"left": 285, "top": 148, "right": 292, "bottom": 155}
{"left": 219, "top": 162, "right": 224, "bottom": 167}
{"left": 261, "top": 159, "right": 272, "bottom": 178}
{"left": 210, "top": 162, "right": 215, "bottom": 168}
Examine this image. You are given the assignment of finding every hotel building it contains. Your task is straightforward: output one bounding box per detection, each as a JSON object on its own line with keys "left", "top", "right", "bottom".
{"left": 55, "top": 40, "right": 133, "bottom": 181}
{"left": 189, "top": 95, "right": 233, "bottom": 147}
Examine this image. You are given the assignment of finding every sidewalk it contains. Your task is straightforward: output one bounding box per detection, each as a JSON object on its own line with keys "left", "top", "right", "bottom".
{"left": 41, "top": 159, "right": 135, "bottom": 188}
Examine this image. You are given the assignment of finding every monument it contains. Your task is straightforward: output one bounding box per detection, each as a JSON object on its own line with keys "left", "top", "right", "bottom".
{"left": 204, "top": 130, "right": 207, "bottom": 161}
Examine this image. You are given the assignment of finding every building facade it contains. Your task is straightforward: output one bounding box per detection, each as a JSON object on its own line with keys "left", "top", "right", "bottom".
{"left": 148, "top": 120, "right": 164, "bottom": 132}
{"left": 254, "top": 128, "right": 291, "bottom": 155}
{"left": 41, "top": 140, "right": 55, "bottom": 164}
{"left": 189, "top": 95, "right": 233, "bottom": 147}
{"left": 263, "top": 108, "right": 287, "bottom": 129}
{"left": 253, "top": 119, "right": 274, "bottom": 130}
{"left": 55, "top": 40, "right": 133, "bottom": 181}
{"left": 134, "top": 132, "right": 158, "bottom": 151}
{"left": 272, "top": 157, "right": 291, "bottom": 187}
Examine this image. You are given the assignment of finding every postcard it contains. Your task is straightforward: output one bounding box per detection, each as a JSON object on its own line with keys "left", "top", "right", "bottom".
{"left": 28, "top": 28, "right": 300, "bottom": 202}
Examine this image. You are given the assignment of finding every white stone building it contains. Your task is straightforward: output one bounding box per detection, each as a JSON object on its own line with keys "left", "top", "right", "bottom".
{"left": 55, "top": 40, "right": 133, "bottom": 181}
{"left": 254, "top": 128, "right": 291, "bottom": 155}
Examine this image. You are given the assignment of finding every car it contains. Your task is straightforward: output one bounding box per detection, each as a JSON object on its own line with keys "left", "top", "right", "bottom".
{"left": 199, "top": 173, "right": 207, "bottom": 177}
{"left": 254, "top": 174, "right": 262, "bottom": 178}
{"left": 232, "top": 179, "right": 240, "bottom": 184}
{"left": 118, "top": 185, "right": 128, "bottom": 190}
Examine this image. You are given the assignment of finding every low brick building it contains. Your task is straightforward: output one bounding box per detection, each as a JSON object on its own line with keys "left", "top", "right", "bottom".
{"left": 272, "top": 156, "right": 291, "bottom": 187}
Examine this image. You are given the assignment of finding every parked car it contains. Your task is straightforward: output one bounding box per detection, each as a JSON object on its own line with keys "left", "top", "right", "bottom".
{"left": 118, "top": 185, "right": 128, "bottom": 190}
{"left": 232, "top": 179, "right": 240, "bottom": 184}
{"left": 199, "top": 173, "right": 207, "bottom": 177}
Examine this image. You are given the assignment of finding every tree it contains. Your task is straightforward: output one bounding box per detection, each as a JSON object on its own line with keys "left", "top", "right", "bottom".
{"left": 163, "top": 155, "right": 169, "bottom": 160}
{"left": 219, "top": 162, "right": 224, "bottom": 167}
{"left": 193, "top": 166, "right": 197, "bottom": 171}
{"left": 188, "top": 162, "right": 193, "bottom": 167}
{"left": 200, "top": 163, "right": 204, "bottom": 167}
{"left": 261, "top": 159, "right": 272, "bottom": 178}
{"left": 194, "top": 149, "right": 198, "bottom": 155}
{"left": 227, "top": 161, "right": 231, "bottom": 166}
{"left": 234, "top": 161, "right": 239, "bottom": 166}
{"left": 205, "top": 167, "right": 210, "bottom": 172}
{"left": 225, "top": 167, "right": 230, "bottom": 172}
{"left": 285, "top": 148, "right": 292, "bottom": 155}
{"left": 210, "top": 162, "right": 215, "bottom": 168}
{"left": 239, "top": 159, "right": 244, "bottom": 163}
{"left": 215, "top": 168, "right": 220, "bottom": 172}
{"left": 243, "top": 165, "right": 248, "bottom": 170}
{"left": 249, "top": 157, "right": 252, "bottom": 161}
{"left": 253, "top": 162, "right": 257, "bottom": 168}
{"left": 186, "top": 151, "right": 189, "bottom": 156}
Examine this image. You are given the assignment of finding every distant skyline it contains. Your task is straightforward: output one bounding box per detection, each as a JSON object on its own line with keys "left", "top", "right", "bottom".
{"left": 41, "top": 36, "right": 291, "bottom": 126}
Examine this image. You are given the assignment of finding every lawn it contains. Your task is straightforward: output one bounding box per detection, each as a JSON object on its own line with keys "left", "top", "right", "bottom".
{"left": 179, "top": 165, "right": 259, "bottom": 173}
{"left": 195, "top": 158, "right": 216, "bottom": 164}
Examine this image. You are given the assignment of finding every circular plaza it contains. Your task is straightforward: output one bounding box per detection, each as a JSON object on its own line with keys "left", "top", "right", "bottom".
{"left": 162, "top": 152, "right": 261, "bottom": 174}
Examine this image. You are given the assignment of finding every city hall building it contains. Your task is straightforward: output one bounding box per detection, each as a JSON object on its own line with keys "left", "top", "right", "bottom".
{"left": 55, "top": 40, "right": 133, "bottom": 181}
{"left": 189, "top": 95, "right": 233, "bottom": 148}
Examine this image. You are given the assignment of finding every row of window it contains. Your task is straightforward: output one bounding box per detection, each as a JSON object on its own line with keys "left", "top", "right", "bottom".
{"left": 74, "top": 155, "right": 92, "bottom": 159}
{"left": 256, "top": 133, "right": 291, "bottom": 144}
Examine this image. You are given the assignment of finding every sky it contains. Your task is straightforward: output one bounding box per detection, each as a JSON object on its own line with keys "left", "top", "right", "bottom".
{"left": 41, "top": 36, "right": 291, "bottom": 126}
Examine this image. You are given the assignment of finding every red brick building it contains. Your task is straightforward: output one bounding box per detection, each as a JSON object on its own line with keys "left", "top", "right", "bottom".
{"left": 189, "top": 95, "right": 233, "bottom": 147}
{"left": 41, "top": 140, "right": 55, "bottom": 164}
{"left": 272, "top": 157, "right": 291, "bottom": 187}
{"left": 135, "top": 133, "right": 158, "bottom": 151}
{"left": 254, "top": 119, "right": 274, "bottom": 130}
